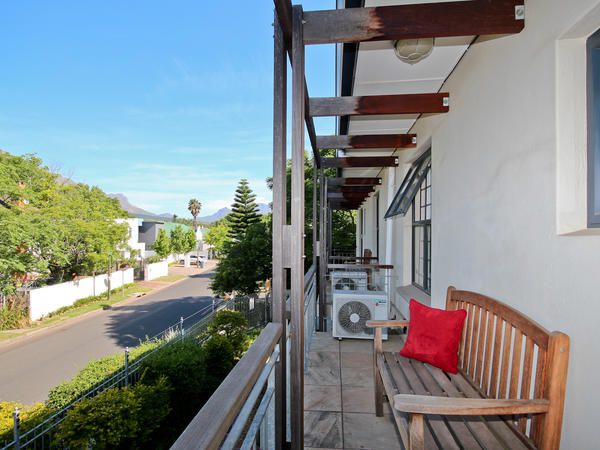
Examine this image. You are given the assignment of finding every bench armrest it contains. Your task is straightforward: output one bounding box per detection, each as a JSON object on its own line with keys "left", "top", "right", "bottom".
{"left": 366, "top": 320, "right": 409, "bottom": 329}
{"left": 393, "top": 394, "right": 549, "bottom": 416}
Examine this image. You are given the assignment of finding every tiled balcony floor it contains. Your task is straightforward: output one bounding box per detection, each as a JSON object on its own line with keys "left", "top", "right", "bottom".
{"left": 304, "top": 332, "right": 405, "bottom": 450}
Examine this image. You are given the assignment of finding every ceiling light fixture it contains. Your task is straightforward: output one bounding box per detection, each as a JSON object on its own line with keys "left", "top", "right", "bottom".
{"left": 394, "top": 38, "right": 435, "bottom": 64}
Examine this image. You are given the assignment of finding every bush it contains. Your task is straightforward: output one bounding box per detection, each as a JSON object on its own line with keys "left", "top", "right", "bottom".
{"left": 206, "top": 310, "right": 248, "bottom": 358}
{"left": 203, "top": 334, "right": 236, "bottom": 392}
{"left": 46, "top": 339, "right": 161, "bottom": 410}
{"left": 54, "top": 377, "right": 171, "bottom": 450}
{"left": 145, "top": 255, "right": 163, "bottom": 264}
{"left": 140, "top": 339, "right": 207, "bottom": 428}
{"left": 0, "top": 293, "right": 29, "bottom": 330}
{"left": 0, "top": 401, "right": 48, "bottom": 443}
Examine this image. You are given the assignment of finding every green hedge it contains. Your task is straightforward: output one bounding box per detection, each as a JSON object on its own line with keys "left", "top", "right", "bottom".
{"left": 54, "top": 377, "right": 171, "bottom": 450}
{"left": 46, "top": 339, "right": 161, "bottom": 410}
{"left": 3, "top": 309, "right": 254, "bottom": 448}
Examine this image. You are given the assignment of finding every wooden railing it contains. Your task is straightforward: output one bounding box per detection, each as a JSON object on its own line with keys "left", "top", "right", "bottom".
{"left": 171, "top": 323, "right": 282, "bottom": 450}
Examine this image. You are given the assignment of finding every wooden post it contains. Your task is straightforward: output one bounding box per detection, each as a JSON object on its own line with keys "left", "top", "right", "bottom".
{"left": 540, "top": 332, "right": 570, "bottom": 450}
{"left": 272, "top": 11, "right": 288, "bottom": 450}
{"left": 374, "top": 327, "right": 384, "bottom": 416}
{"left": 290, "top": 6, "right": 305, "bottom": 450}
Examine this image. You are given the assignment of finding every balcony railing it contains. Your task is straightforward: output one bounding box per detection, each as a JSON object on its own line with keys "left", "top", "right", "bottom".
{"left": 171, "top": 322, "right": 283, "bottom": 450}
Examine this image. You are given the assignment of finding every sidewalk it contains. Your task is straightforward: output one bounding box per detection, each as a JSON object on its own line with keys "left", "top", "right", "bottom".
{"left": 0, "top": 260, "right": 216, "bottom": 346}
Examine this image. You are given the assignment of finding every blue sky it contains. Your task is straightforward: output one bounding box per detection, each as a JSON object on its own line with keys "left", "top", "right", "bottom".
{"left": 0, "top": 1, "right": 336, "bottom": 217}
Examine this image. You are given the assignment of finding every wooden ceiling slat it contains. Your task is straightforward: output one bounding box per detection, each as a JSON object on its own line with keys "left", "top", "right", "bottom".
{"left": 303, "top": 1, "right": 524, "bottom": 45}
{"left": 328, "top": 177, "right": 382, "bottom": 186}
{"left": 328, "top": 191, "right": 371, "bottom": 199}
{"left": 317, "top": 134, "right": 416, "bottom": 149}
{"left": 322, "top": 157, "right": 398, "bottom": 168}
{"left": 310, "top": 93, "right": 449, "bottom": 117}
{"left": 329, "top": 185, "right": 375, "bottom": 193}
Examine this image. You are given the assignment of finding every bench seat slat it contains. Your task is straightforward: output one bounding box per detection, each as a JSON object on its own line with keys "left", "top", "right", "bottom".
{"left": 410, "top": 359, "right": 503, "bottom": 450}
{"left": 449, "top": 372, "right": 536, "bottom": 450}
{"left": 383, "top": 352, "right": 441, "bottom": 450}
{"left": 381, "top": 352, "right": 535, "bottom": 450}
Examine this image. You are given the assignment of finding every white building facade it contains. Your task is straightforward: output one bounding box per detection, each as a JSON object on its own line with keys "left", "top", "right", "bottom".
{"left": 348, "top": 1, "right": 600, "bottom": 447}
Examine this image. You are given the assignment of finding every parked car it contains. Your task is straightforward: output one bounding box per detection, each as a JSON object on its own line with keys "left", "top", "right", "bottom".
{"left": 179, "top": 255, "right": 206, "bottom": 267}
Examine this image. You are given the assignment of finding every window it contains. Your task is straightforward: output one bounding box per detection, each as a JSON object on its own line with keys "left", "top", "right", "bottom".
{"left": 588, "top": 29, "right": 600, "bottom": 227}
{"left": 412, "top": 163, "right": 431, "bottom": 293}
{"left": 384, "top": 150, "right": 431, "bottom": 218}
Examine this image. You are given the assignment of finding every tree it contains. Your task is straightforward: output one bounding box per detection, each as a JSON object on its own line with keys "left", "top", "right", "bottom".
{"left": 0, "top": 150, "right": 130, "bottom": 292}
{"left": 187, "top": 199, "right": 202, "bottom": 231}
{"left": 228, "top": 179, "right": 260, "bottom": 241}
{"left": 183, "top": 228, "right": 198, "bottom": 254}
{"left": 152, "top": 228, "right": 171, "bottom": 259}
{"left": 168, "top": 225, "right": 187, "bottom": 257}
{"left": 203, "top": 218, "right": 231, "bottom": 257}
{"left": 211, "top": 221, "right": 272, "bottom": 296}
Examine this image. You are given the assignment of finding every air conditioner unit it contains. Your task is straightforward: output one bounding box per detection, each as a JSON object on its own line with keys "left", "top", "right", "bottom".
{"left": 333, "top": 291, "right": 388, "bottom": 340}
{"left": 331, "top": 270, "right": 368, "bottom": 291}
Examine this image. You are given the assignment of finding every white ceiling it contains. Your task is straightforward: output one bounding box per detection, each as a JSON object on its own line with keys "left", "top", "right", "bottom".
{"left": 342, "top": 0, "right": 473, "bottom": 179}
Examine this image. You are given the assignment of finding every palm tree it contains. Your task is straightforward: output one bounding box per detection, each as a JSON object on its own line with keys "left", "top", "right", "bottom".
{"left": 188, "top": 198, "right": 202, "bottom": 231}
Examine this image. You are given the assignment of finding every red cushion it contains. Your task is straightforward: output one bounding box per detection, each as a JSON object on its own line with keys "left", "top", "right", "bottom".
{"left": 400, "top": 299, "right": 467, "bottom": 374}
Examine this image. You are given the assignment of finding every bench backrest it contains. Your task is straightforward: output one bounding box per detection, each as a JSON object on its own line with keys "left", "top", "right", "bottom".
{"left": 445, "top": 287, "right": 569, "bottom": 450}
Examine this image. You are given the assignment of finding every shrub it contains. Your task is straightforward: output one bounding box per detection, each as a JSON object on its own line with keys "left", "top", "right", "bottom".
{"left": 140, "top": 339, "right": 207, "bottom": 426}
{"left": 206, "top": 310, "right": 248, "bottom": 358}
{"left": 145, "top": 255, "right": 163, "bottom": 264}
{"left": 54, "top": 377, "right": 171, "bottom": 450}
{"left": 0, "top": 401, "right": 48, "bottom": 443}
{"left": 46, "top": 339, "right": 161, "bottom": 410}
{"left": 0, "top": 293, "right": 29, "bottom": 330}
{"left": 203, "top": 334, "right": 236, "bottom": 392}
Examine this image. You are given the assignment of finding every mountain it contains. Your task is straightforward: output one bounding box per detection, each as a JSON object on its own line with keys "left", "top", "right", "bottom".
{"left": 109, "top": 193, "right": 271, "bottom": 223}
{"left": 108, "top": 193, "right": 156, "bottom": 217}
{"left": 198, "top": 204, "right": 271, "bottom": 223}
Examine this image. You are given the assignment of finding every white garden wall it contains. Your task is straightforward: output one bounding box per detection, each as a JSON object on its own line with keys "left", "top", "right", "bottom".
{"left": 144, "top": 261, "right": 168, "bottom": 281}
{"left": 28, "top": 268, "right": 134, "bottom": 320}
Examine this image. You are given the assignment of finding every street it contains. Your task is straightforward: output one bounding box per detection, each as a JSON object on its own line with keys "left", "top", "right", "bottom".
{"left": 0, "top": 268, "right": 216, "bottom": 404}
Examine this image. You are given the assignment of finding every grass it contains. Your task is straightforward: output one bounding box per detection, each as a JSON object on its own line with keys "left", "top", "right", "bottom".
{"left": 153, "top": 274, "right": 185, "bottom": 283}
{"left": 0, "top": 284, "right": 152, "bottom": 343}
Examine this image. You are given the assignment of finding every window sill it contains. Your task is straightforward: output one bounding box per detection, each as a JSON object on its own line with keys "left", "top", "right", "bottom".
{"left": 394, "top": 284, "right": 431, "bottom": 319}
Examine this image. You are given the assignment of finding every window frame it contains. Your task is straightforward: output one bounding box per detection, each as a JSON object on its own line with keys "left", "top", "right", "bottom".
{"left": 411, "top": 163, "right": 432, "bottom": 294}
{"left": 384, "top": 150, "right": 431, "bottom": 219}
{"left": 587, "top": 28, "right": 600, "bottom": 227}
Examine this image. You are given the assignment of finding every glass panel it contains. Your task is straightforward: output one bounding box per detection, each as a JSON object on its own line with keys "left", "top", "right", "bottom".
{"left": 592, "top": 46, "right": 600, "bottom": 224}
{"left": 385, "top": 150, "right": 431, "bottom": 218}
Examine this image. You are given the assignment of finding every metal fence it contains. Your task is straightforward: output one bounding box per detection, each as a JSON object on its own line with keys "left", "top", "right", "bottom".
{"left": 2, "top": 294, "right": 272, "bottom": 450}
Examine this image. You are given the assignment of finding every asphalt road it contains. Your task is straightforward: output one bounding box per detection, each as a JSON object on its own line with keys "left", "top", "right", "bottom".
{"left": 0, "top": 269, "right": 215, "bottom": 404}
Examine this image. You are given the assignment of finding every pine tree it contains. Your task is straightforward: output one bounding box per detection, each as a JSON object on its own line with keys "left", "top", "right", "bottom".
{"left": 228, "top": 179, "right": 260, "bottom": 240}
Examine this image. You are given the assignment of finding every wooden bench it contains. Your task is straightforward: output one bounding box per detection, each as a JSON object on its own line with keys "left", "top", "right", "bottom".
{"left": 367, "top": 287, "right": 569, "bottom": 450}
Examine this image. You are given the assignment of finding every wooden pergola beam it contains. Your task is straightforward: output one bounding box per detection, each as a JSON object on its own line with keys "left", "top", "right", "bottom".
{"left": 322, "top": 156, "right": 398, "bottom": 168}
{"left": 317, "top": 134, "right": 416, "bottom": 149}
{"left": 328, "top": 177, "right": 382, "bottom": 186}
{"left": 329, "top": 201, "right": 363, "bottom": 210}
{"left": 303, "top": 0, "right": 525, "bottom": 45}
{"left": 329, "top": 185, "right": 375, "bottom": 193}
{"left": 328, "top": 191, "right": 371, "bottom": 200}
{"left": 310, "top": 93, "right": 449, "bottom": 117}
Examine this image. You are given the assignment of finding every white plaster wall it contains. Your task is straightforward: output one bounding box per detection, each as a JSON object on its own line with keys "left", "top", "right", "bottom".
{"left": 404, "top": 1, "right": 600, "bottom": 447}
{"left": 144, "top": 261, "right": 169, "bottom": 281}
{"left": 29, "top": 268, "right": 134, "bottom": 320}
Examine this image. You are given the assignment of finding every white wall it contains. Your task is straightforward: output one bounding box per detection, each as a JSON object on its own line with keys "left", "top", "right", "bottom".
{"left": 28, "top": 268, "right": 134, "bottom": 320}
{"left": 359, "top": 1, "right": 600, "bottom": 446}
{"left": 144, "top": 261, "right": 169, "bottom": 281}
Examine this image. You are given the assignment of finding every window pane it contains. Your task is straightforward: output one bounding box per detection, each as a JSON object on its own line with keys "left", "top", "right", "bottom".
{"left": 588, "top": 32, "right": 600, "bottom": 226}
{"left": 385, "top": 150, "right": 431, "bottom": 218}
